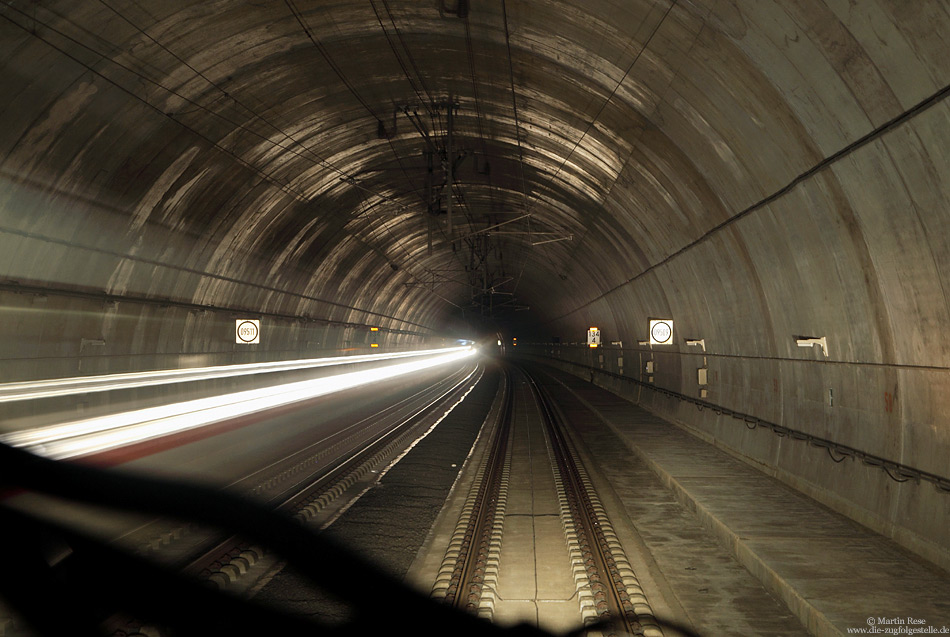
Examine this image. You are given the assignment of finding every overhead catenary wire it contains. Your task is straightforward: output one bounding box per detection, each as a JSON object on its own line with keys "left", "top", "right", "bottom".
{"left": 0, "top": 2, "right": 421, "bottom": 219}
{"left": 0, "top": 6, "right": 306, "bottom": 204}
{"left": 284, "top": 0, "right": 487, "bottom": 298}
{"left": 92, "top": 0, "right": 417, "bottom": 215}
{"left": 93, "top": 0, "right": 348, "bottom": 187}
{"left": 1, "top": 1, "right": 470, "bottom": 307}
{"left": 500, "top": 0, "right": 530, "bottom": 214}
{"left": 367, "top": 1, "right": 511, "bottom": 306}
{"left": 509, "top": 0, "right": 677, "bottom": 296}
{"left": 285, "top": 0, "right": 430, "bottom": 206}
{"left": 370, "top": 0, "right": 436, "bottom": 111}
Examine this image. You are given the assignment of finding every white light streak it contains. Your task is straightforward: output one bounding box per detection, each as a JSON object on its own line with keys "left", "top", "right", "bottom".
{"left": 1, "top": 348, "right": 476, "bottom": 460}
{"left": 0, "top": 347, "right": 470, "bottom": 404}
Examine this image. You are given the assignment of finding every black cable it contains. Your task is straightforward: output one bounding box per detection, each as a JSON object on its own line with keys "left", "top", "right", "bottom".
{"left": 545, "top": 27, "right": 950, "bottom": 325}
{"left": 883, "top": 466, "right": 911, "bottom": 483}
{"left": 374, "top": 1, "right": 509, "bottom": 304}
{"left": 1, "top": 2, "right": 468, "bottom": 308}
{"left": 280, "top": 0, "right": 484, "bottom": 302}
{"left": 546, "top": 355, "right": 950, "bottom": 490}
{"left": 827, "top": 447, "right": 847, "bottom": 463}
{"left": 94, "top": 0, "right": 343, "bottom": 180}
{"left": 510, "top": 0, "right": 677, "bottom": 295}
{"left": 370, "top": 0, "right": 434, "bottom": 111}
{"left": 0, "top": 2, "right": 410, "bottom": 206}
{"left": 285, "top": 0, "right": 429, "bottom": 207}
{"left": 285, "top": 0, "right": 377, "bottom": 119}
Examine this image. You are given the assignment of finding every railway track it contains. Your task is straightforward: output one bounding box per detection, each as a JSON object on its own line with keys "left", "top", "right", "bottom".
{"left": 4, "top": 360, "right": 699, "bottom": 636}
{"left": 436, "top": 369, "right": 513, "bottom": 615}
{"left": 179, "top": 364, "right": 484, "bottom": 591}
{"left": 1, "top": 363, "right": 483, "bottom": 637}
{"left": 432, "top": 365, "right": 662, "bottom": 636}
{"left": 529, "top": 371, "right": 660, "bottom": 637}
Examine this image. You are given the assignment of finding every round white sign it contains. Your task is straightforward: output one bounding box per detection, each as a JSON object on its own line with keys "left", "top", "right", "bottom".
{"left": 236, "top": 319, "right": 260, "bottom": 344}
{"left": 649, "top": 319, "right": 672, "bottom": 345}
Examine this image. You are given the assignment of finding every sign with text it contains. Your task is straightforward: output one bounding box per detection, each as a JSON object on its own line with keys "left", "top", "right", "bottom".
{"left": 649, "top": 319, "right": 673, "bottom": 345}
{"left": 587, "top": 327, "right": 601, "bottom": 347}
{"left": 235, "top": 319, "right": 260, "bottom": 344}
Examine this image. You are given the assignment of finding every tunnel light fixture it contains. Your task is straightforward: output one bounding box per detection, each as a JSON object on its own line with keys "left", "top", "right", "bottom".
{"left": 685, "top": 338, "right": 705, "bottom": 351}
{"left": 795, "top": 336, "right": 829, "bottom": 357}
{"left": 0, "top": 347, "right": 476, "bottom": 461}
{"left": 0, "top": 347, "right": 469, "bottom": 404}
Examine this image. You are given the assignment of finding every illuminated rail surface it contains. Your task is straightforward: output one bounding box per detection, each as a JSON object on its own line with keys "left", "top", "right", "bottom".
{"left": 0, "top": 349, "right": 481, "bottom": 636}
{"left": 2, "top": 354, "right": 689, "bottom": 636}
{"left": 527, "top": 370, "right": 659, "bottom": 637}
{"left": 431, "top": 365, "right": 664, "bottom": 637}
{"left": 438, "top": 369, "right": 514, "bottom": 614}
{"left": 119, "top": 364, "right": 486, "bottom": 635}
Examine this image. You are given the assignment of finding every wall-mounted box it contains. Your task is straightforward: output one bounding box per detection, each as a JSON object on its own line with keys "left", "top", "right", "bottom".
{"left": 698, "top": 367, "right": 708, "bottom": 385}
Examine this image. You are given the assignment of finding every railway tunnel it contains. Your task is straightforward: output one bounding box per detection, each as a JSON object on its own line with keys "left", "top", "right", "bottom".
{"left": 1, "top": 1, "right": 949, "bottom": 635}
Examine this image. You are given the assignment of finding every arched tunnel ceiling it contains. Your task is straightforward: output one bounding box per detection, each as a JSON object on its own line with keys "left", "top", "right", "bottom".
{"left": 1, "top": 0, "right": 949, "bottom": 346}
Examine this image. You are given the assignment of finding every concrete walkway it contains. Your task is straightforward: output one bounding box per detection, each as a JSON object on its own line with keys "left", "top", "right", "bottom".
{"left": 538, "top": 364, "right": 950, "bottom": 637}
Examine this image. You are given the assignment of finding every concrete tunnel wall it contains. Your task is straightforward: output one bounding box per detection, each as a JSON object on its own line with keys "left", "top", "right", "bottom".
{"left": 531, "top": 94, "right": 950, "bottom": 570}
{"left": 0, "top": 2, "right": 948, "bottom": 571}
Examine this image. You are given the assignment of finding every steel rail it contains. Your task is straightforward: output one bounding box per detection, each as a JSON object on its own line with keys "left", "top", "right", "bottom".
{"left": 112, "top": 366, "right": 473, "bottom": 558}
{"left": 100, "top": 363, "right": 481, "bottom": 636}
{"left": 186, "top": 365, "right": 481, "bottom": 573}
{"left": 444, "top": 369, "right": 512, "bottom": 612}
{"left": 525, "top": 368, "right": 649, "bottom": 637}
